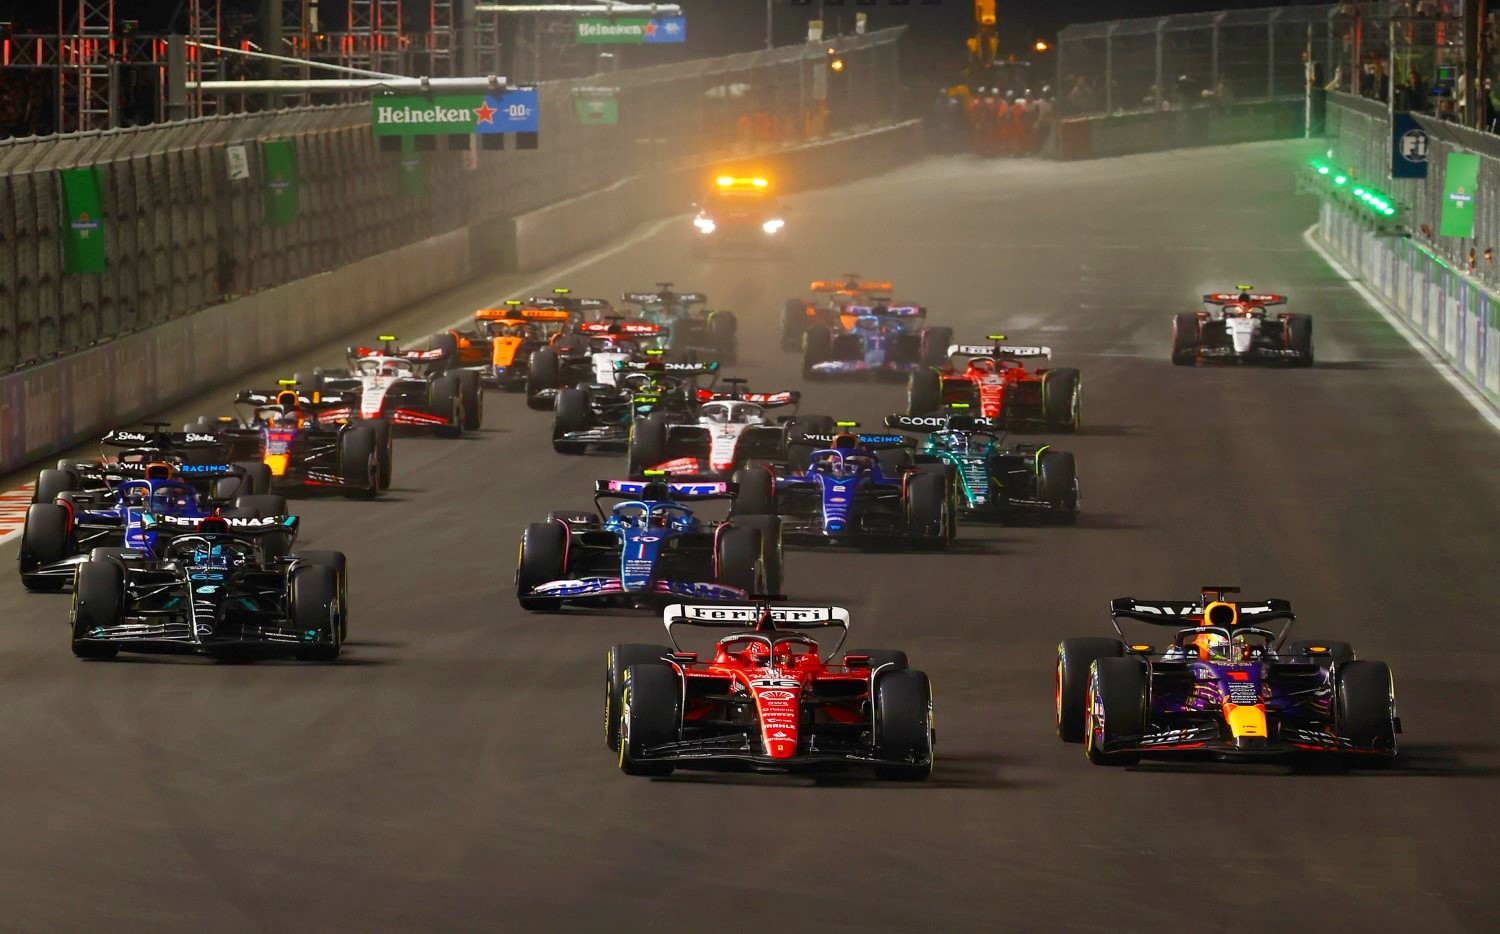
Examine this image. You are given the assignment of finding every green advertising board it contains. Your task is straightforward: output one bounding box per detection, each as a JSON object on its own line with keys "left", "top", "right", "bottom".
{"left": 575, "top": 16, "right": 686, "bottom": 44}
{"left": 59, "top": 167, "right": 106, "bottom": 274}
{"left": 1440, "top": 151, "right": 1480, "bottom": 238}
{"left": 262, "top": 140, "right": 300, "bottom": 227}
{"left": 371, "top": 91, "right": 540, "bottom": 137}
{"left": 574, "top": 94, "right": 619, "bottom": 126}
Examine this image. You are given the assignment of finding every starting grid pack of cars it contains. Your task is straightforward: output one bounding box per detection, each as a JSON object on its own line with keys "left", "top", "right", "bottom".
{"left": 16, "top": 270, "right": 1397, "bottom": 779}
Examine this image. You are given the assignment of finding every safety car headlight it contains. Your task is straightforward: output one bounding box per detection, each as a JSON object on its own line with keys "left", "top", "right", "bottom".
{"left": 693, "top": 218, "right": 716, "bottom": 234}
{"left": 762, "top": 219, "right": 785, "bottom": 234}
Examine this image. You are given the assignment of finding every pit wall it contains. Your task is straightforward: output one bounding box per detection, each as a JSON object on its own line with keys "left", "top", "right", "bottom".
{"left": 0, "top": 120, "right": 921, "bottom": 475}
{"left": 1316, "top": 202, "right": 1500, "bottom": 407}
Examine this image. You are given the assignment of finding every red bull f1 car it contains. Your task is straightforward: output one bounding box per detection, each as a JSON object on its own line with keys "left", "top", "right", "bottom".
{"left": 1055, "top": 587, "right": 1399, "bottom": 766}
{"left": 906, "top": 335, "right": 1080, "bottom": 432}
{"left": 608, "top": 600, "right": 934, "bottom": 779}
{"left": 1172, "top": 288, "right": 1314, "bottom": 367}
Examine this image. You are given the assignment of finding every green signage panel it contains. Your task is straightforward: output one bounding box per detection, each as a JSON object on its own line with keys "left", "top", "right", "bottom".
{"left": 575, "top": 16, "right": 686, "bottom": 44}
{"left": 60, "top": 167, "right": 106, "bottom": 274}
{"left": 574, "top": 95, "right": 619, "bottom": 126}
{"left": 262, "top": 140, "right": 300, "bottom": 227}
{"left": 1440, "top": 151, "right": 1480, "bottom": 238}
{"left": 371, "top": 91, "right": 540, "bottom": 137}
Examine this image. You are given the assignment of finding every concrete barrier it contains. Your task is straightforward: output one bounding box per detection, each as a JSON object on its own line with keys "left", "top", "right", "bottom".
{"left": 0, "top": 121, "right": 922, "bottom": 475}
{"left": 1054, "top": 98, "right": 1305, "bottom": 160}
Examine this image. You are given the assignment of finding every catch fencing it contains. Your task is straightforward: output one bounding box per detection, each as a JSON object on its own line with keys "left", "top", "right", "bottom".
{"left": 0, "top": 28, "right": 903, "bottom": 374}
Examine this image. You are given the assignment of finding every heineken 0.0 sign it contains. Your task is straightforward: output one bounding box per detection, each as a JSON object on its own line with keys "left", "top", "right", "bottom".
{"left": 576, "top": 16, "right": 686, "bottom": 44}
{"left": 372, "top": 90, "right": 540, "bottom": 137}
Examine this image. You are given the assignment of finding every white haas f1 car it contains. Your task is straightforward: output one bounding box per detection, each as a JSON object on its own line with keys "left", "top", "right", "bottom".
{"left": 313, "top": 336, "right": 482, "bottom": 437}
{"left": 1172, "top": 289, "right": 1313, "bottom": 367}
{"left": 627, "top": 379, "right": 834, "bottom": 479}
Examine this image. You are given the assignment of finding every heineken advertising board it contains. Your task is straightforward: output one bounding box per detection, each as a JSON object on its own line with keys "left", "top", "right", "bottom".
{"left": 372, "top": 90, "right": 540, "bottom": 136}
{"left": 1440, "top": 151, "right": 1480, "bottom": 238}
{"left": 575, "top": 17, "right": 686, "bottom": 44}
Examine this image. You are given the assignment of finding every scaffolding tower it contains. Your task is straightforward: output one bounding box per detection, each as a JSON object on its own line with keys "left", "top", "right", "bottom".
{"left": 56, "top": 0, "right": 114, "bottom": 133}
{"left": 187, "top": 0, "right": 221, "bottom": 116}
{"left": 346, "top": 0, "right": 403, "bottom": 76}
{"left": 428, "top": 0, "right": 456, "bottom": 77}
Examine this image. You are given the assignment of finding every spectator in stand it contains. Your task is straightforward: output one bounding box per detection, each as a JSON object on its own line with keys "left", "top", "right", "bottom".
{"left": 1395, "top": 68, "right": 1428, "bottom": 112}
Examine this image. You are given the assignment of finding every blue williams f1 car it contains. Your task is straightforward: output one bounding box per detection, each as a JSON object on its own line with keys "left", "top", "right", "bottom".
{"left": 1056, "top": 587, "right": 1399, "bottom": 766}
{"left": 515, "top": 479, "right": 783, "bottom": 612}
{"left": 730, "top": 427, "right": 954, "bottom": 550}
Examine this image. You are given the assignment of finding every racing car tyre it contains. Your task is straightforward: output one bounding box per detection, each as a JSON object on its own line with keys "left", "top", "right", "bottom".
{"left": 920, "top": 327, "right": 954, "bottom": 368}
{"left": 297, "top": 551, "right": 349, "bottom": 641}
{"left": 1037, "top": 450, "right": 1080, "bottom": 523}
{"left": 1335, "top": 661, "right": 1397, "bottom": 755}
{"left": 228, "top": 494, "right": 289, "bottom": 519}
{"left": 1055, "top": 638, "right": 1124, "bottom": 742}
{"left": 904, "top": 472, "right": 950, "bottom": 549}
{"left": 714, "top": 526, "right": 766, "bottom": 596}
{"left": 430, "top": 375, "right": 464, "bottom": 439}
{"left": 845, "top": 649, "right": 908, "bottom": 671}
{"left": 906, "top": 368, "right": 942, "bottom": 417}
{"left": 20, "top": 503, "right": 70, "bottom": 592}
{"left": 430, "top": 332, "right": 460, "bottom": 373}
{"left": 915, "top": 462, "right": 960, "bottom": 541}
{"left": 222, "top": 461, "right": 272, "bottom": 498}
{"left": 1285, "top": 314, "right": 1314, "bottom": 367}
{"left": 1286, "top": 639, "right": 1355, "bottom": 665}
{"left": 1042, "top": 368, "right": 1081, "bottom": 433}
{"left": 293, "top": 371, "right": 324, "bottom": 394}
{"left": 1085, "top": 657, "right": 1146, "bottom": 765}
{"left": 802, "top": 326, "right": 833, "bottom": 378}
{"left": 456, "top": 369, "right": 483, "bottom": 431}
{"left": 626, "top": 415, "right": 668, "bottom": 476}
{"left": 552, "top": 388, "right": 592, "bottom": 455}
{"left": 618, "top": 664, "right": 680, "bottom": 776}
{"left": 781, "top": 300, "right": 808, "bottom": 351}
{"left": 71, "top": 559, "right": 123, "bottom": 659}
{"left": 1171, "top": 312, "right": 1201, "bottom": 366}
{"left": 337, "top": 427, "right": 381, "bottom": 499}
{"left": 526, "top": 349, "right": 561, "bottom": 410}
{"left": 606, "top": 644, "right": 673, "bottom": 751}
{"left": 517, "top": 521, "right": 568, "bottom": 612}
{"left": 709, "top": 311, "right": 738, "bottom": 364}
{"left": 729, "top": 465, "right": 778, "bottom": 518}
{"left": 290, "top": 565, "right": 342, "bottom": 662}
{"left": 873, "top": 669, "right": 934, "bottom": 781}
{"left": 729, "top": 515, "right": 783, "bottom": 596}
{"left": 356, "top": 419, "right": 395, "bottom": 490}
{"left": 33, "top": 468, "right": 80, "bottom": 504}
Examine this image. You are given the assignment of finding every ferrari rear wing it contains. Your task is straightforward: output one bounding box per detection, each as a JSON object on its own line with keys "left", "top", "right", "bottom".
{"left": 664, "top": 603, "right": 851, "bottom": 628}
{"left": 948, "top": 343, "right": 1051, "bottom": 359}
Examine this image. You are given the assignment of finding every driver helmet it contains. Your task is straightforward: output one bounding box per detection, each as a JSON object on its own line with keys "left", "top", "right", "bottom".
{"left": 1189, "top": 631, "right": 1231, "bottom": 662}
{"left": 379, "top": 363, "right": 401, "bottom": 377}
{"left": 855, "top": 316, "right": 879, "bottom": 334}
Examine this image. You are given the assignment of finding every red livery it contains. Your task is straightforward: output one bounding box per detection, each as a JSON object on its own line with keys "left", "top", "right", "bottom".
{"left": 905, "top": 334, "right": 1081, "bottom": 431}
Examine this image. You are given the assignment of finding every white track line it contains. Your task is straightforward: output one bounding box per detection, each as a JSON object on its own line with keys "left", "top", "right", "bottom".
{"left": 1302, "top": 224, "right": 1500, "bottom": 435}
{"left": 0, "top": 216, "right": 683, "bottom": 548}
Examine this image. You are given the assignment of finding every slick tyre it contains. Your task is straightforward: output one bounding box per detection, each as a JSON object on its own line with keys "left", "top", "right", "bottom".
{"left": 297, "top": 551, "right": 349, "bottom": 641}
{"left": 907, "top": 368, "right": 943, "bottom": 417}
{"left": 231, "top": 461, "right": 273, "bottom": 497}
{"left": 1084, "top": 657, "right": 1147, "bottom": 765}
{"left": 627, "top": 415, "right": 668, "bottom": 476}
{"left": 1336, "top": 661, "right": 1398, "bottom": 757}
{"left": 430, "top": 375, "right": 464, "bottom": 439}
{"left": 605, "top": 644, "right": 672, "bottom": 752}
{"left": 1055, "top": 638, "right": 1123, "bottom": 742}
{"left": 1041, "top": 368, "right": 1081, "bottom": 432}
{"left": 729, "top": 465, "right": 778, "bottom": 518}
{"left": 526, "top": 349, "right": 561, "bottom": 410}
{"left": 714, "top": 526, "right": 766, "bottom": 596}
{"left": 552, "top": 388, "right": 592, "bottom": 455}
{"left": 356, "top": 419, "right": 395, "bottom": 490}
{"left": 227, "top": 494, "right": 289, "bottom": 519}
{"left": 1171, "top": 312, "right": 1200, "bottom": 366}
{"left": 844, "top": 649, "right": 909, "bottom": 671}
{"left": 618, "top": 664, "right": 680, "bottom": 776}
{"left": 729, "top": 515, "right": 783, "bottom": 596}
{"left": 33, "top": 468, "right": 79, "bottom": 504}
{"left": 1037, "top": 449, "right": 1080, "bottom": 523}
{"left": 71, "top": 559, "right": 123, "bottom": 659}
{"left": 904, "top": 472, "right": 949, "bottom": 549}
{"left": 20, "top": 503, "right": 70, "bottom": 591}
{"left": 709, "top": 311, "right": 738, "bottom": 364}
{"left": 457, "top": 369, "right": 483, "bottom": 431}
{"left": 802, "top": 326, "right": 833, "bottom": 377}
{"left": 291, "top": 565, "right": 342, "bottom": 662}
{"left": 781, "top": 300, "right": 808, "bottom": 351}
{"left": 516, "top": 521, "right": 568, "bottom": 612}
{"left": 920, "top": 326, "right": 954, "bottom": 368}
{"left": 429, "top": 332, "right": 460, "bottom": 373}
{"left": 873, "top": 669, "right": 934, "bottom": 781}
{"left": 337, "top": 426, "right": 380, "bottom": 499}
{"left": 293, "top": 370, "right": 325, "bottom": 394}
{"left": 1285, "top": 314, "right": 1314, "bottom": 367}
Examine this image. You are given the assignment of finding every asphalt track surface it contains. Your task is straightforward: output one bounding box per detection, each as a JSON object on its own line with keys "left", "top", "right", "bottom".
{"left": 2, "top": 140, "right": 1499, "bottom": 933}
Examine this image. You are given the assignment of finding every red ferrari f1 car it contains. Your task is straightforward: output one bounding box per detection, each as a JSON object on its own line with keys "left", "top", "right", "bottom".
{"left": 906, "top": 334, "right": 1080, "bottom": 431}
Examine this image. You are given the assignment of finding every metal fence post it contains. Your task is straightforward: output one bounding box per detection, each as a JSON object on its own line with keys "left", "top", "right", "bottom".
{"left": 1105, "top": 23, "right": 1116, "bottom": 114}
{"left": 1211, "top": 12, "right": 1224, "bottom": 98}
{"left": 1154, "top": 19, "right": 1164, "bottom": 112}
{"left": 1268, "top": 9, "right": 1281, "bottom": 99}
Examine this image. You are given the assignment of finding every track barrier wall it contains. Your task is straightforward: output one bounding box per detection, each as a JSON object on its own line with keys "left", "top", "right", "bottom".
{"left": 0, "top": 119, "right": 921, "bottom": 474}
